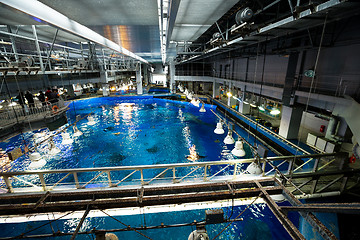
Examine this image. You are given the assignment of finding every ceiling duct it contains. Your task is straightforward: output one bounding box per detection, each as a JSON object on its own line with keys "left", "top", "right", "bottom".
{"left": 235, "top": 7, "right": 253, "bottom": 24}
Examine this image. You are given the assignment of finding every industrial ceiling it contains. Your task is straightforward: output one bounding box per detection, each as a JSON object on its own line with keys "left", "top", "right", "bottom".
{"left": 0, "top": 0, "right": 359, "bottom": 65}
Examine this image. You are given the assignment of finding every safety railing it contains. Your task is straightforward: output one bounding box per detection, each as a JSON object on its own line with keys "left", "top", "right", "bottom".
{"left": 0, "top": 153, "right": 340, "bottom": 193}
{"left": 213, "top": 98, "right": 312, "bottom": 155}
{"left": 0, "top": 100, "right": 67, "bottom": 126}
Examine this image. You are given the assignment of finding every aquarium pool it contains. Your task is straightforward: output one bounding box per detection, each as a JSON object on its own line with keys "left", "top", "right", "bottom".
{"left": 0, "top": 96, "right": 300, "bottom": 239}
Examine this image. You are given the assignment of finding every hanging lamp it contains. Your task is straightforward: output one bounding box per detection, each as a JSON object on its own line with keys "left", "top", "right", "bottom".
{"left": 231, "top": 140, "right": 246, "bottom": 157}
{"left": 246, "top": 162, "right": 262, "bottom": 175}
{"left": 199, "top": 103, "right": 206, "bottom": 112}
{"left": 73, "top": 124, "right": 83, "bottom": 137}
{"left": 61, "top": 132, "right": 73, "bottom": 145}
{"left": 223, "top": 130, "right": 235, "bottom": 144}
{"left": 87, "top": 115, "right": 96, "bottom": 125}
{"left": 48, "top": 138, "right": 61, "bottom": 155}
{"left": 214, "top": 121, "right": 225, "bottom": 134}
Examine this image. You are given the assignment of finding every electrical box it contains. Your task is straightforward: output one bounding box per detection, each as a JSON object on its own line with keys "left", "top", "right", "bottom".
{"left": 205, "top": 209, "right": 224, "bottom": 224}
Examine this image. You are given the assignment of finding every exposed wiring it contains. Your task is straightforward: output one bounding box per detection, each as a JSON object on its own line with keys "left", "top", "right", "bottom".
{"left": 212, "top": 193, "right": 262, "bottom": 240}
{"left": 100, "top": 210, "right": 153, "bottom": 240}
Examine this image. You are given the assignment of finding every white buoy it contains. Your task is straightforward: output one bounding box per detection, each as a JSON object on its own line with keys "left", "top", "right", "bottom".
{"left": 223, "top": 131, "right": 235, "bottom": 144}
{"left": 214, "top": 122, "right": 225, "bottom": 134}
{"left": 246, "top": 162, "right": 262, "bottom": 175}
{"left": 231, "top": 140, "right": 246, "bottom": 157}
{"left": 73, "top": 125, "right": 83, "bottom": 137}
{"left": 29, "top": 152, "right": 41, "bottom": 161}
{"left": 199, "top": 103, "right": 206, "bottom": 112}
{"left": 61, "top": 132, "right": 73, "bottom": 145}
{"left": 87, "top": 115, "right": 96, "bottom": 125}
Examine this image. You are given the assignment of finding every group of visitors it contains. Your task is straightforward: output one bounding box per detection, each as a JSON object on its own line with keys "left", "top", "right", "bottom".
{"left": 16, "top": 87, "right": 60, "bottom": 112}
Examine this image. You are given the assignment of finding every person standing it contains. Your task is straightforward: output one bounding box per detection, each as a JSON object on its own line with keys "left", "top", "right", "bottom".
{"left": 37, "top": 91, "right": 46, "bottom": 106}
{"left": 25, "top": 91, "right": 35, "bottom": 111}
{"left": 16, "top": 91, "right": 25, "bottom": 108}
{"left": 45, "top": 87, "right": 52, "bottom": 101}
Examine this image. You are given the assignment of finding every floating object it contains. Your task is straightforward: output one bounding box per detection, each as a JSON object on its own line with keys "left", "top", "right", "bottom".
{"left": 48, "top": 138, "right": 61, "bottom": 155}
{"left": 246, "top": 162, "right": 262, "bottom": 175}
{"left": 114, "top": 132, "right": 121, "bottom": 135}
{"left": 87, "top": 115, "right": 96, "bottom": 125}
{"left": 214, "top": 122, "right": 225, "bottom": 134}
{"left": 199, "top": 103, "right": 206, "bottom": 112}
{"left": 73, "top": 125, "right": 83, "bottom": 137}
{"left": 223, "top": 131, "right": 235, "bottom": 145}
{"left": 231, "top": 140, "right": 246, "bottom": 157}
{"left": 61, "top": 132, "right": 73, "bottom": 145}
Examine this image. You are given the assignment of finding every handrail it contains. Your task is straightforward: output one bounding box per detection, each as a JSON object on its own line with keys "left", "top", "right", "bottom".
{"left": 213, "top": 98, "right": 311, "bottom": 155}
{"left": 0, "top": 153, "right": 336, "bottom": 177}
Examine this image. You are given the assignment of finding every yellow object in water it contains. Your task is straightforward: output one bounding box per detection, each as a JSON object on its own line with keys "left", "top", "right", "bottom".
{"left": 114, "top": 132, "right": 121, "bottom": 135}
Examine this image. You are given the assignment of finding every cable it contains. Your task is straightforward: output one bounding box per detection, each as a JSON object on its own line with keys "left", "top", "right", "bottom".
{"left": 14, "top": 211, "right": 75, "bottom": 238}
{"left": 212, "top": 193, "right": 262, "bottom": 240}
{"left": 100, "top": 210, "right": 153, "bottom": 240}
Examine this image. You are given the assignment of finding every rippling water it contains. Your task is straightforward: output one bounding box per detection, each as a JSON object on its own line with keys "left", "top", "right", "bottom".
{"left": 0, "top": 96, "right": 296, "bottom": 239}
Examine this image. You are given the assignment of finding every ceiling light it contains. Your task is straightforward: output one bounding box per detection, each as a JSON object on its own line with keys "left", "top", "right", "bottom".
{"left": 226, "top": 92, "right": 232, "bottom": 97}
{"left": 258, "top": 106, "right": 265, "bottom": 111}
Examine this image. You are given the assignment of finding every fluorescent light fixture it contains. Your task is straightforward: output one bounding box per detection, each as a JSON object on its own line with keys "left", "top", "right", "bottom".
{"left": 226, "top": 92, "right": 232, "bottom": 97}
{"left": 243, "top": 99, "right": 249, "bottom": 104}
{"left": 258, "top": 106, "right": 265, "bottom": 111}
{"left": 250, "top": 103, "right": 256, "bottom": 108}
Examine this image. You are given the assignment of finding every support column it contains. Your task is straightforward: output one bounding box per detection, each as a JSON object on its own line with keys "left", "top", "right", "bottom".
{"left": 32, "top": 25, "right": 45, "bottom": 73}
{"left": 136, "top": 63, "right": 143, "bottom": 95}
{"left": 239, "top": 92, "right": 250, "bottom": 114}
{"left": 7, "top": 26, "right": 19, "bottom": 63}
{"left": 169, "top": 61, "right": 176, "bottom": 93}
{"left": 279, "top": 52, "right": 303, "bottom": 139}
{"left": 282, "top": 52, "right": 299, "bottom": 106}
{"left": 212, "top": 81, "right": 220, "bottom": 98}
{"left": 279, "top": 105, "right": 303, "bottom": 139}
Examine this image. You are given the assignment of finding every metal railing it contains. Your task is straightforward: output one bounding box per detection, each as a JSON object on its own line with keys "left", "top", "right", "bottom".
{"left": 213, "top": 98, "right": 311, "bottom": 155}
{"left": 0, "top": 153, "right": 340, "bottom": 193}
{"left": 0, "top": 100, "right": 67, "bottom": 127}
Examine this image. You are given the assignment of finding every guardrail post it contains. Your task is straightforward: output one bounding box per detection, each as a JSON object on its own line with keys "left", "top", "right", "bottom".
{"left": 3, "top": 176, "right": 13, "bottom": 193}
{"left": 172, "top": 167, "right": 177, "bottom": 183}
{"left": 73, "top": 172, "right": 80, "bottom": 189}
{"left": 140, "top": 170, "right": 144, "bottom": 185}
{"left": 106, "top": 171, "right": 114, "bottom": 187}
{"left": 287, "top": 158, "right": 295, "bottom": 176}
{"left": 233, "top": 163, "right": 238, "bottom": 178}
{"left": 204, "top": 165, "right": 208, "bottom": 181}
{"left": 312, "top": 157, "right": 320, "bottom": 172}
{"left": 38, "top": 173, "right": 46, "bottom": 191}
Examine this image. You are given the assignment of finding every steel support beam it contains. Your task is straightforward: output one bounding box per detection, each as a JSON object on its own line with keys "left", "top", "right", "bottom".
{"left": 275, "top": 179, "right": 338, "bottom": 240}
{"left": 254, "top": 180, "right": 306, "bottom": 240}
{"left": 281, "top": 203, "right": 360, "bottom": 214}
{"left": 0, "top": 0, "right": 148, "bottom": 64}
{"left": 165, "top": 0, "right": 181, "bottom": 51}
